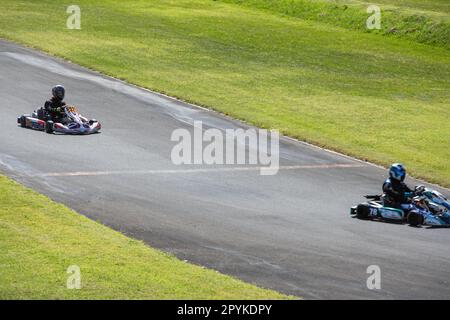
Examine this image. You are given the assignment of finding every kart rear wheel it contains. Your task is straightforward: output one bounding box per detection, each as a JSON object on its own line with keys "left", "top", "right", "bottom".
{"left": 37, "top": 108, "right": 46, "bottom": 120}
{"left": 19, "top": 116, "right": 26, "bottom": 128}
{"left": 356, "top": 204, "right": 371, "bottom": 219}
{"left": 407, "top": 210, "right": 424, "bottom": 227}
{"left": 45, "top": 121, "right": 54, "bottom": 134}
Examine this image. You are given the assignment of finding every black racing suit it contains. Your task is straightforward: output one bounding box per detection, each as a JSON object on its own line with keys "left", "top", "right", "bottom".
{"left": 382, "top": 178, "right": 414, "bottom": 209}
{"left": 44, "top": 97, "right": 66, "bottom": 122}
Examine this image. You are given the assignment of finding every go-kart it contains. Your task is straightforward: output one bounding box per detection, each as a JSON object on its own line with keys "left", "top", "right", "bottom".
{"left": 17, "top": 105, "right": 101, "bottom": 135}
{"left": 350, "top": 186, "right": 450, "bottom": 227}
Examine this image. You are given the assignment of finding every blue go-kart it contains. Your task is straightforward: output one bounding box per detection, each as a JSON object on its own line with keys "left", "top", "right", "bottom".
{"left": 350, "top": 186, "right": 450, "bottom": 227}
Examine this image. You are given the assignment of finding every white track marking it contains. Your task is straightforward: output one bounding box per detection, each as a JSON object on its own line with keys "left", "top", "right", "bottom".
{"left": 39, "top": 163, "right": 366, "bottom": 177}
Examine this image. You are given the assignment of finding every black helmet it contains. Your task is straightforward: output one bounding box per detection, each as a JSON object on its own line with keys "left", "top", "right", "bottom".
{"left": 52, "top": 85, "right": 65, "bottom": 100}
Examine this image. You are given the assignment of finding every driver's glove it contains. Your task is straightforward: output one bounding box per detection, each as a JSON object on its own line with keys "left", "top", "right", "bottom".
{"left": 415, "top": 185, "right": 425, "bottom": 194}
{"left": 404, "top": 192, "right": 414, "bottom": 202}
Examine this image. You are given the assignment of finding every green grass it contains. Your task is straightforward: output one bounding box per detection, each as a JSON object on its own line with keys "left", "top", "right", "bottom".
{"left": 220, "top": 0, "right": 450, "bottom": 48}
{"left": 0, "top": 175, "right": 290, "bottom": 299}
{"left": 0, "top": 0, "right": 448, "bottom": 186}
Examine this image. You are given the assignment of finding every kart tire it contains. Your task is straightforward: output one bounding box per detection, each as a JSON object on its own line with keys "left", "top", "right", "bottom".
{"left": 356, "top": 204, "right": 370, "bottom": 219}
{"left": 19, "top": 116, "right": 26, "bottom": 128}
{"left": 37, "top": 108, "right": 46, "bottom": 120}
{"left": 45, "top": 121, "right": 54, "bottom": 134}
{"left": 407, "top": 210, "right": 424, "bottom": 227}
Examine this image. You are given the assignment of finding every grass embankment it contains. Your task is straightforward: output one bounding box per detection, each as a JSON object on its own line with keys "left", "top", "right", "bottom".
{"left": 220, "top": 0, "right": 450, "bottom": 48}
{"left": 0, "top": 175, "right": 290, "bottom": 299}
{"left": 0, "top": 0, "right": 448, "bottom": 186}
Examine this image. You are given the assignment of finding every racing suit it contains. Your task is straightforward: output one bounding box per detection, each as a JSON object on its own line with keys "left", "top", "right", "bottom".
{"left": 382, "top": 178, "right": 414, "bottom": 210}
{"left": 44, "top": 97, "right": 66, "bottom": 123}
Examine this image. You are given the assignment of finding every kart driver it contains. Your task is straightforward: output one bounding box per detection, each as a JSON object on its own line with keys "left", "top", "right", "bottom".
{"left": 382, "top": 163, "right": 415, "bottom": 210}
{"left": 44, "top": 85, "right": 67, "bottom": 123}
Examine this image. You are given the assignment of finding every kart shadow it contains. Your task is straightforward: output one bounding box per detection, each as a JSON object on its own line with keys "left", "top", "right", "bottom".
{"left": 17, "top": 124, "right": 101, "bottom": 136}
{"left": 351, "top": 215, "right": 418, "bottom": 227}
{"left": 351, "top": 215, "right": 447, "bottom": 229}
{"left": 53, "top": 131, "right": 102, "bottom": 136}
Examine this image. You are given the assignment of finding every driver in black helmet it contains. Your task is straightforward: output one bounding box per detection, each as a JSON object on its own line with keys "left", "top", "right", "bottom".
{"left": 44, "top": 85, "right": 67, "bottom": 123}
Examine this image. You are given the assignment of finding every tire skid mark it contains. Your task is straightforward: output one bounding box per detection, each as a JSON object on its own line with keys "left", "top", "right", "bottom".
{"left": 38, "top": 163, "right": 366, "bottom": 177}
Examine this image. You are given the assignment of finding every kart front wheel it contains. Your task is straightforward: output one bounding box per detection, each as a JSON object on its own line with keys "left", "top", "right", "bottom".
{"left": 45, "top": 121, "right": 54, "bottom": 134}
{"left": 407, "top": 210, "right": 424, "bottom": 227}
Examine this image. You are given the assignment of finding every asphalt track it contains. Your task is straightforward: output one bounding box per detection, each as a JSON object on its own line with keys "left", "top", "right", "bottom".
{"left": 1, "top": 40, "right": 449, "bottom": 299}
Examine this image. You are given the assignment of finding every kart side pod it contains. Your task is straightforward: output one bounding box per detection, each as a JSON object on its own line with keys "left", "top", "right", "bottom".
{"left": 351, "top": 202, "right": 404, "bottom": 221}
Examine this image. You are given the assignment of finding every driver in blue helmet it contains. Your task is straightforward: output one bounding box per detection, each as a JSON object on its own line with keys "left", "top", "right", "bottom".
{"left": 382, "top": 163, "right": 414, "bottom": 209}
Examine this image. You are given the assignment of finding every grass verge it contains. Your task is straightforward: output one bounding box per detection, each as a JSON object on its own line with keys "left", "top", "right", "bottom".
{"left": 0, "top": 0, "right": 448, "bottom": 186}
{"left": 220, "top": 0, "right": 450, "bottom": 48}
{"left": 0, "top": 175, "right": 290, "bottom": 299}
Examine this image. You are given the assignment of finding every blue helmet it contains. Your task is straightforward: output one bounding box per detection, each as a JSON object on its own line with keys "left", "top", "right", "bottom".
{"left": 389, "top": 163, "right": 406, "bottom": 181}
